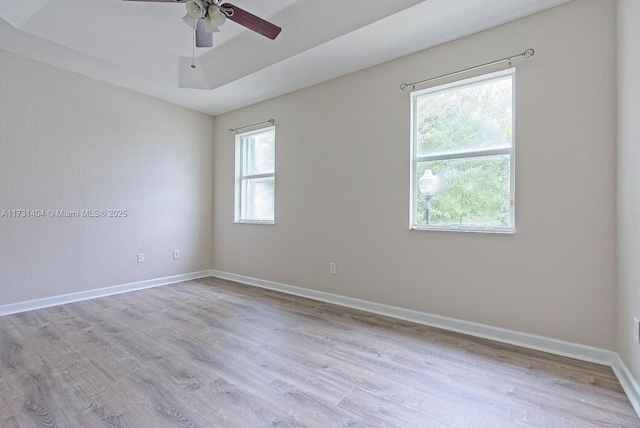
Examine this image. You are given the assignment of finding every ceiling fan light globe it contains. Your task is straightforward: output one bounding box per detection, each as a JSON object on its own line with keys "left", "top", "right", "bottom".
{"left": 204, "top": 17, "right": 220, "bottom": 33}
{"left": 185, "top": 0, "right": 204, "bottom": 19}
{"left": 181, "top": 13, "right": 198, "bottom": 29}
{"left": 209, "top": 8, "right": 226, "bottom": 27}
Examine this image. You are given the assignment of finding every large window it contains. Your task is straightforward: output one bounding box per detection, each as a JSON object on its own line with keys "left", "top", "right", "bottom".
{"left": 410, "top": 69, "right": 515, "bottom": 233}
{"left": 235, "top": 126, "right": 275, "bottom": 224}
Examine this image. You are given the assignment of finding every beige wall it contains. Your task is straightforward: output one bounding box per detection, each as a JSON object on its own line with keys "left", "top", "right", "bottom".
{"left": 0, "top": 49, "right": 214, "bottom": 305}
{"left": 617, "top": 0, "right": 640, "bottom": 379}
{"left": 212, "top": 0, "right": 617, "bottom": 349}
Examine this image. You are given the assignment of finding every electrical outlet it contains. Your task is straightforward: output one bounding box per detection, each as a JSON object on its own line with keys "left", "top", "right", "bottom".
{"left": 137, "top": 253, "right": 144, "bottom": 264}
{"left": 173, "top": 250, "right": 180, "bottom": 260}
{"left": 329, "top": 262, "right": 337, "bottom": 275}
{"left": 634, "top": 318, "right": 640, "bottom": 344}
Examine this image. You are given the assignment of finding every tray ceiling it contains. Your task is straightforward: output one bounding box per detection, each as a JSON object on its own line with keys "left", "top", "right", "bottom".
{"left": 0, "top": 0, "right": 572, "bottom": 115}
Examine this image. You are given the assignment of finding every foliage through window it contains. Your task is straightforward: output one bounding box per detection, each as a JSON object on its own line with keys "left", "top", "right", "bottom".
{"left": 410, "top": 69, "right": 515, "bottom": 232}
{"left": 235, "top": 126, "right": 275, "bottom": 223}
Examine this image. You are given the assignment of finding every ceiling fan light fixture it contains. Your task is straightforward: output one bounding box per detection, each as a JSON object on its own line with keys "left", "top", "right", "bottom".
{"left": 181, "top": 13, "right": 199, "bottom": 29}
{"left": 185, "top": 0, "right": 205, "bottom": 19}
{"left": 204, "top": 17, "right": 220, "bottom": 33}
{"left": 122, "top": 0, "right": 281, "bottom": 43}
{"left": 208, "top": 6, "right": 227, "bottom": 27}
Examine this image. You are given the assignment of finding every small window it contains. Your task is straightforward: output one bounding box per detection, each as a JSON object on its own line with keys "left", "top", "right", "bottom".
{"left": 235, "top": 126, "right": 275, "bottom": 224}
{"left": 410, "top": 69, "right": 515, "bottom": 233}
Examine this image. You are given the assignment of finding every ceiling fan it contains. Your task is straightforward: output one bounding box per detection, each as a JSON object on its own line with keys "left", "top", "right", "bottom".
{"left": 123, "top": 0, "right": 282, "bottom": 47}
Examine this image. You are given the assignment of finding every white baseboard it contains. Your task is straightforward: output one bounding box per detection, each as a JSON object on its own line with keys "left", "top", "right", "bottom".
{"left": 0, "top": 270, "right": 214, "bottom": 317}
{"left": 612, "top": 355, "right": 640, "bottom": 417}
{"left": 211, "top": 270, "right": 615, "bottom": 366}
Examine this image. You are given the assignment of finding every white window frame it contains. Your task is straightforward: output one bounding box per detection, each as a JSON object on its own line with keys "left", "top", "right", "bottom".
{"left": 234, "top": 126, "right": 276, "bottom": 224}
{"left": 409, "top": 69, "right": 516, "bottom": 233}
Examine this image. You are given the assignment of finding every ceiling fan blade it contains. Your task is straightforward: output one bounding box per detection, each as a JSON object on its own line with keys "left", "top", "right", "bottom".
{"left": 196, "top": 19, "right": 213, "bottom": 48}
{"left": 221, "top": 3, "right": 281, "bottom": 40}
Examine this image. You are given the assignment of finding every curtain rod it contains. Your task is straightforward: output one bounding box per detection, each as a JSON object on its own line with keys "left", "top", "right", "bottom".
{"left": 400, "top": 48, "right": 535, "bottom": 91}
{"left": 228, "top": 119, "right": 275, "bottom": 134}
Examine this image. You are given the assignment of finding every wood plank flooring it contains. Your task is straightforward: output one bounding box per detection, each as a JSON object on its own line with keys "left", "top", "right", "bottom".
{"left": 0, "top": 277, "right": 638, "bottom": 427}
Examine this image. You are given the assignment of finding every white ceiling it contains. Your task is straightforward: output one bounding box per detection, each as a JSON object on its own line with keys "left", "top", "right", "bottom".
{"left": 0, "top": 0, "right": 572, "bottom": 116}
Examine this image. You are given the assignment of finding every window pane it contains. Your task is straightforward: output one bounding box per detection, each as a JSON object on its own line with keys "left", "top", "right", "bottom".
{"left": 415, "top": 155, "right": 510, "bottom": 228}
{"left": 416, "top": 75, "right": 512, "bottom": 157}
{"left": 242, "top": 130, "right": 275, "bottom": 176}
{"left": 241, "top": 177, "right": 275, "bottom": 222}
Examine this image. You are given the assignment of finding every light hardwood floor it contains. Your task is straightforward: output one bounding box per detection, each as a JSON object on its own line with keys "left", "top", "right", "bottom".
{"left": 0, "top": 277, "right": 638, "bottom": 427}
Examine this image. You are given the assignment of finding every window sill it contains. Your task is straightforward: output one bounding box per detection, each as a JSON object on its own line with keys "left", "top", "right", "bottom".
{"left": 235, "top": 220, "right": 275, "bottom": 225}
{"left": 410, "top": 225, "right": 515, "bottom": 234}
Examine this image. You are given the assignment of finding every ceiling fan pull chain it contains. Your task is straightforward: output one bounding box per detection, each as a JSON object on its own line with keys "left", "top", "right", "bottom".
{"left": 191, "top": 18, "right": 196, "bottom": 69}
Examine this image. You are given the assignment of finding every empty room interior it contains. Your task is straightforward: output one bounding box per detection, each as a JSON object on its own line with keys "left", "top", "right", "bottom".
{"left": 1, "top": 0, "right": 640, "bottom": 426}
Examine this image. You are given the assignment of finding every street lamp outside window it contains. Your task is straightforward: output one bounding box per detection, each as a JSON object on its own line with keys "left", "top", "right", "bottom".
{"left": 418, "top": 169, "right": 438, "bottom": 224}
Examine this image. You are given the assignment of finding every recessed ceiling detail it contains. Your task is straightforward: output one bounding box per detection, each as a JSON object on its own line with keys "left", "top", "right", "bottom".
{"left": 0, "top": 0, "right": 572, "bottom": 115}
